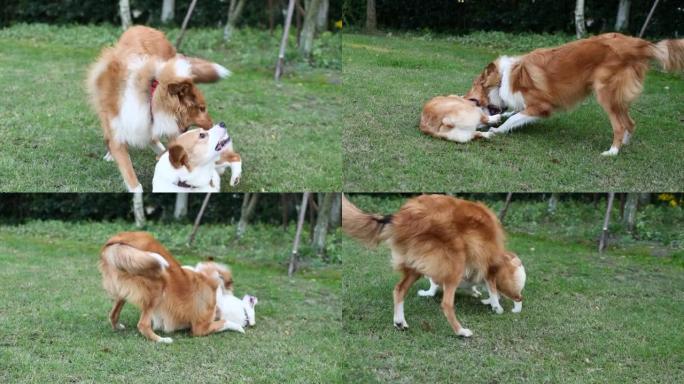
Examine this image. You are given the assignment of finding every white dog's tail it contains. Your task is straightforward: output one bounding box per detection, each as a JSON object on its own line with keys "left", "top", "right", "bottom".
{"left": 652, "top": 39, "right": 684, "bottom": 72}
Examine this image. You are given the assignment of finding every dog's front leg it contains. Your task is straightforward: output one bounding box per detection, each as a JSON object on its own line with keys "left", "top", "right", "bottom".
{"left": 483, "top": 279, "right": 504, "bottom": 314}
{"left": 489, "top": 112, "right": 539, "bottom": 134}
{"left": 150, "top": 139, "right": 166, "bottom": 158}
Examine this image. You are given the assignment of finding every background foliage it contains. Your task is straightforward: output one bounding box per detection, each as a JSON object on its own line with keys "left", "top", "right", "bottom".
{"left": 342, "top": 0, "right": 683, "bottom": 38}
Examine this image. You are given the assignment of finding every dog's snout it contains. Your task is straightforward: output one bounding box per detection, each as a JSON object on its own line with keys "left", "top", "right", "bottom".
{"left": 219, "top": 121, "right": 226, "bottom": 128}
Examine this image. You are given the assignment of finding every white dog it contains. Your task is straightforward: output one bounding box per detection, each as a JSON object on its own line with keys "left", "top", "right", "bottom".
{"left": 418, "top": 277, "right": 522, "bottom": 313}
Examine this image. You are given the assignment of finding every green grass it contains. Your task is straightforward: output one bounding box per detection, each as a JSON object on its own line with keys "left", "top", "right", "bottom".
{"left": 0, "top": 23, "right": 341, "bottom": 192}
{"left": 342, "top": 32, "right": 684, "bottom": 191}
{"left": 341, "top": 231, "right": 684, "bottom": 383}
{"left": 0, "top": 221, "right": 341, "bottom": 383}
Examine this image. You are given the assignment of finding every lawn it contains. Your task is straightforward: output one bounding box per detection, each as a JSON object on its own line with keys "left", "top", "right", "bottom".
{"left": 0, "top": 221, "right": 341, "bottom": 383}
{"left": 0, "top": 24, "right": 341, "bottom": 192}
{"left": 342, "top": 32, "right": 684, "bottom": 192}
{"left": 340, "top": 195, "right": 684, "bottom": 383}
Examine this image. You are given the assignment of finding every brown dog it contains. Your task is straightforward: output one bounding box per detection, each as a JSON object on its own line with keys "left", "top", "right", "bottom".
{"left": 464, "top": 33, "right": 684, "bottom": 155}
{"left": 420, "top": 95, "right": 500, "bottom": 143}
{"left": 87, "top": 26, "right": 230, "bottom": 191}
{"left": 99, "top": 231, "right": 233, "bottom": 343}
{"left": 342, "top": 194, "right": 525, "bottom": 337}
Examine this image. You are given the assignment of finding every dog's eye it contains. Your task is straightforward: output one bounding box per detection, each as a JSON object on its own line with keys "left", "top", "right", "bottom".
{"left": 199, "top": 133, "right": 207, "bottom": 139}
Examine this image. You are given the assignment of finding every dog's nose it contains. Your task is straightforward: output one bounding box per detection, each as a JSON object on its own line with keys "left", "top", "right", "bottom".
{"left": 219, "top": 121, "right": 226, "bottom": 128}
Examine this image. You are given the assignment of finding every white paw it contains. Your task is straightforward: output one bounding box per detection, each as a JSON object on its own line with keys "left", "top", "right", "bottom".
{"left": 393, "top": 320, "right": 409, "bottom": 330}
{"left": 471, "top": 291, "right": 482, "bottom": 298}
{"left": 502, "top": 111, "right": 516, "bottom": 118}
{"left": 236, "top": 326, "right": 246, "bottom": 334}
{"left": 622, "top": 132, "right": 631, "bottom": 145}
{"left": 480, "top": 132, "right": 493, "bottom": 140}
{"left": 493, "top": 305, "right": 504, "bottom": 315}
{"left": 115, "top": 323, "right": 125, "bottom": 330}
{"left": 488, "top": 114, "right": 501, "bottom": 124}
{"left": 457, "top": 328, "right": 473, "bottom": 337}
{"left": 103, "top": 152, "right": 114, "bottom": 162}
{"left": 601, "top": 147, "right": 619, "bottom": 156}
{"left": 157, "top": 337, "right": 173, "bottom": 344}
{"left": 481, "top": 298, "right": 491, "bottom": 305}
{"left": 417, "top": 289, "right": 433, "bottom": 297}
{"left": 129, "top": 184, "right": 143, "bottom": 193}
{"left": 512, "top": 301, "right": 523, "bottom": 313}
{"left": 230, "top": 175, "right": 240, "bottom": 187}
{"left": 488, "top": 127, "right": 500, "bottom": 134}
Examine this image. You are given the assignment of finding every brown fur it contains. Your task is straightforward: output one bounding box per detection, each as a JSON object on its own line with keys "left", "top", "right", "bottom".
{"left": 342, "top": 194, "right": 524, "bottom": 335}
{"left": 420, "top": 95, "right": 494, "bottom": 142}
{"left": 465, "top": 33, "right": 684, "bottom": 152}
{"left": 87, "top": 26, "right": 227, "bottom": 191}
{"left": 99, "top": 231, "right": 229, "bottom": 342}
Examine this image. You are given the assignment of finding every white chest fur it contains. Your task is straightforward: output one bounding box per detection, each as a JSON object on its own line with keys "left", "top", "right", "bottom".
{"left": 498, "top": 56, "right": 526, "bottom": 112}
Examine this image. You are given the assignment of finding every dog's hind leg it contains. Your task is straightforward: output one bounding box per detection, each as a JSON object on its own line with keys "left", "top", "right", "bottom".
{"left": 441, "top": 279, "right": 472, "bottom": 337}
{"left": 392, "top": 267, "right": 421, "bottom": 330}
{"left": 108, "top": 140, "right": 142, "bottom": 192}
{"left": 137, "top": 305, "right": 172, "bottom": 343}
{"left": 109, "top": 298, "right": 126, "bottom": 330}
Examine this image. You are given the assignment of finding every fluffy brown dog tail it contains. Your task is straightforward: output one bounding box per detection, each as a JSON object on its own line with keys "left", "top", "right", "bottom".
{"left": 101, "top": 243, "right": 169, "bottom": 278}
{"left": 652, "top": 39, "right": 684, "bottom": 71}
{"left": 187, "top": 57, "right": 232, "bottom": 83}
{"left": 342, "top": 194, "right": 393, "bottom": 247}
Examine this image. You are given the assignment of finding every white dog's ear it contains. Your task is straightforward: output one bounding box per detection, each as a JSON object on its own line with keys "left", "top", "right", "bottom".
{"left": 168, "top": 144, "right": 190, "bottom": 170}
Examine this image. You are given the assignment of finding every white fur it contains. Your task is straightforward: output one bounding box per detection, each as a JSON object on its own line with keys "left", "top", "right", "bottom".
{"left": 417, "top": 278, "right": 440, "bottom": 297}
{"left": 214, "top": 286, "right": 257, "bottom": 333}
{"left": 174, "top": 58, "right": 192, "bottom": 78}
{"left": 147, "top": 252, "right": 169, "bottom": 269}
{"left": 514, "top": 265, "right": 526, "bottom": 293}
{"left": 112, "top": 75, "right": 151, "bottom": 148}
{"left": 457, "top": 328, "right": 473, "bottom": 337}
{"left": 393, "top": 301, "right": 407, "bottom": 329}
{"left": 622, "top": 131, "right": 631, "bottom": 145}
{"left": 417, "top": 277, "right": 483, "bottom": 298}
{"left": 213, "top": 63, "right": 232, "bottom": 78}
{"left": 157, "top": 337, "right": 173, "bottom": 344}
{"left": 129, "top": 183, "right": 143, "bottom": 193}
{"left": 498, "top": 56, "right": 526, "bottom": 112}
{"left": 103, "top": 152, "right": 114, "bottom": 162}
{"left": 601, "top": 146, "right": 620, "bottom": 156}
{"left": 151, "top": 112, "right": 179, "bottom": 143}
{"left": 489, "top": 112, "right": 539, "bottom": 134}
{"left": 485, "top": 283, "right": 504, "bottom": 314}
{"left": 512, "top": 301, "right": 523, "bottom": 313}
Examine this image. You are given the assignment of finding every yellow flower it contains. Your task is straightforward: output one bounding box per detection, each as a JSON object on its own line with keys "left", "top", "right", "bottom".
{"left": 658, "top": 193, "right": 675, "bottom": 202}
{"left": 335, "top": 20, "right": 343, "bottom": 29}
{"left": 670, "top": 200, "right": 678, "bottom": 207}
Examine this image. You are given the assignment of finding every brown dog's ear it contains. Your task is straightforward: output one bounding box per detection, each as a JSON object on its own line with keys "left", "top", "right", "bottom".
{"left": 168, "top": 144, "right": 190, "bottom": 170}
{"left": 167, "top": 81, "right": 192, "bottom": 96}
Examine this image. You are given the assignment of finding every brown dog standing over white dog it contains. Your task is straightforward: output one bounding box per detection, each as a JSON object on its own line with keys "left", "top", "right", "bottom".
{"left": 87, "top": 26, "right": 230, "bottom": 191}
{"left": 464, "top": 33, "right": 684, "bottom": 156}
{"left": 342, "top": 194, "right": 526, "bottom": 337}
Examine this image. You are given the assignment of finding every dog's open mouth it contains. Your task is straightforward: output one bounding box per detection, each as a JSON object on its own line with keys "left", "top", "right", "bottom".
{"left": 215, "top": 136, "right": 231, "bottom": 152}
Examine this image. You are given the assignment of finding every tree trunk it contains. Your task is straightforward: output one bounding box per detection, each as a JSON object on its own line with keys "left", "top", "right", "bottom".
{"left": 498, "top": 193, "right": 513, "bottom": 223}
{"left": 548, "top": 193, "right": 559, "bottom": 214}
{"left": 224, "top": 0, "right": 247, "bottom": 41}
{"left": 289, "top": 192, "right": 310, "bottom": 277}
{"left": 175, "top": 0, "right": 199, "bottom": 50}
{"left": 161, "top": 0, "right": 175, "bottom": 24}
{"left": 615, "top": 0, "right": 631, "bottom": 31}
{"left": 174, "top": 193, "right": 188, "bottom": 219}
{"left": 299, "top": 0, "right": 322, "bottom": 58}
{"left": 132, "top": 192, "right": 145, "bottom": 228}
{"left": 575, "top": 0, "right": 586, "bottom": 39}
{"left": 187, "top": 193, "right": 211, "bottom": 246}
{"left": 268, "top": 0, "right": 275, "bottom": 35}
{"left": 329, "top": 193, "right": 341, "bottom": 228}
{"left": 119, "top": 0, "right": 133, "bottom": 30}
{"left": 316, "top": 0, "right": 329, "bottom": 31}
{"left": 312, "top": 193, "right": 334, "bottom": 258}
{"left": 237, "top": 193, "right": 259, "bottom": 239}
{"left": 598, "top": 193, "right": 615, "bottom": 253}
{"left": 275, "top": 0, "right": 296, "bottom": 81}
{"left": 623, "top": 193, "right": 639, "bottom": 234}
{"left": 639, "top": 0, "right": 660, "bottom": 38}
{"left": 366, "top": 0, "right": 377, "bottom": 32}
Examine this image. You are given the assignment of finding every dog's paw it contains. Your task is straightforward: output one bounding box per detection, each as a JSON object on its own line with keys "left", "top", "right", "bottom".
{"left": 103, "top": 152, "right": 114, "bottom": 162}
{"left": 601, "top": 147, "right": 619, "bottom": 156}
{"left": 512, "top": 301, "right": 523, "bottom": 313}
{"left": 230, "top": 175, "right": 240, "bottom": 187}
{"left": 492, "top": 305, "right": 504, "bottom": 315}
{"left": 156, "top": 337, "right": 173, "bottom": 344}
{"left": 480, "top": 132, "right": 494, "bottom": 140}
{"left": 417, "top": 289, "right": 434, "bottom": 297}
{"left": 394, "top": 321, "right": 409, "bottom": 331}
{"left": 488, "top": 114, "right": 502, "bottom": 124}
{"left": 481, "top": 298, "right": 491, "bottom": 305}
{"left": 114, "top": 323, "right": 125, "bottom": 330}
{"left": 488, "top": 127, "right": 500, "bottom": 134}
{"left": 471, "top": 291, "right": 482, "bottom": 298}
{"left": 457, "top": 328, "right": 473, "bottom": 337}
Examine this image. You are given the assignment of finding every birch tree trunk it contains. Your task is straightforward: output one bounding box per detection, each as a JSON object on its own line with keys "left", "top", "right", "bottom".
{"left": 187, "top": 193, "right": 211, "bottom": 246}
{"left": 498, "top": 193, "right": 513, "bottom": 223}
{"left": 175, "top": 0, "right": 199, "bottom": 49}
{"left": 330, "top": 193, "right": 341, "bottom": 228}
{"left": 598, "top": 193, "right": 615, "bottom": 253}
{"left": 313, "top": 193, "right": 334, "bottom": 258}
{"left": 316, "top": 0, "right": 329, "bottom": 31}
{"left": 132, "top": 192, "right": 145, "bottom": 228}
{"left": 174, "top": 193, "right": 188, "bottom": 219}
{"left": 119, "top": 0, "right": 133, "bottom": 30}
{"left": 623, "top": 193, "right": 639, "bottom": 234}
{"left": 575, "top": 0, "right": 587, "bottom": 39}
{"left": 366, "top": 0, "right": 377, "bottom": 32}
{"left": 237, "top": 194, "right": 259, "bottom": 239}
{"left": 224, "top": 0, "right": 247, "bottom": 41}
{"left": 161, "top": 0, "right": 175, "bottom": 24}
{"left": 299, "top": 0, "right": 322, "bottom": 58}
{"left": 615, "top": 0, "right": 631, "bottom": 31}
{"left": 289, "top": 193, "right": 310, "bottom": 277}
{"left": 275, "top": 0, "right": 296, "bottom": 81}
{"left": 548, "top": 193, "right": 559, "bottom": 214}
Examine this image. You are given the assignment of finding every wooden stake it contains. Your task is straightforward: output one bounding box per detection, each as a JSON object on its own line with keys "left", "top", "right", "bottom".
{"left": 288, "top": 192, "right": 309, "bottom": 277}
{"left": 176, "top": 0, "right": 199, "bottom": 50}
{"left": 275, "top": 0, "right": 296, "bottom": 81}
{"left": 598, "top": 193, "right": 615, "bottom": 253}
{"left": 639, "top": 0, "right": 660, "bottom": 38}
{"left": 498, "top": 192, "right": 513, "bottom": 223}
{"left": 187, "top": 193, "right": 212, "bottom": 246}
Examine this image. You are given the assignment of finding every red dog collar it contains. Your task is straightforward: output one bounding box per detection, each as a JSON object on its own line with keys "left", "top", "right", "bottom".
{"left": 149, "top": 79, "right": 159, "bottom": 123}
